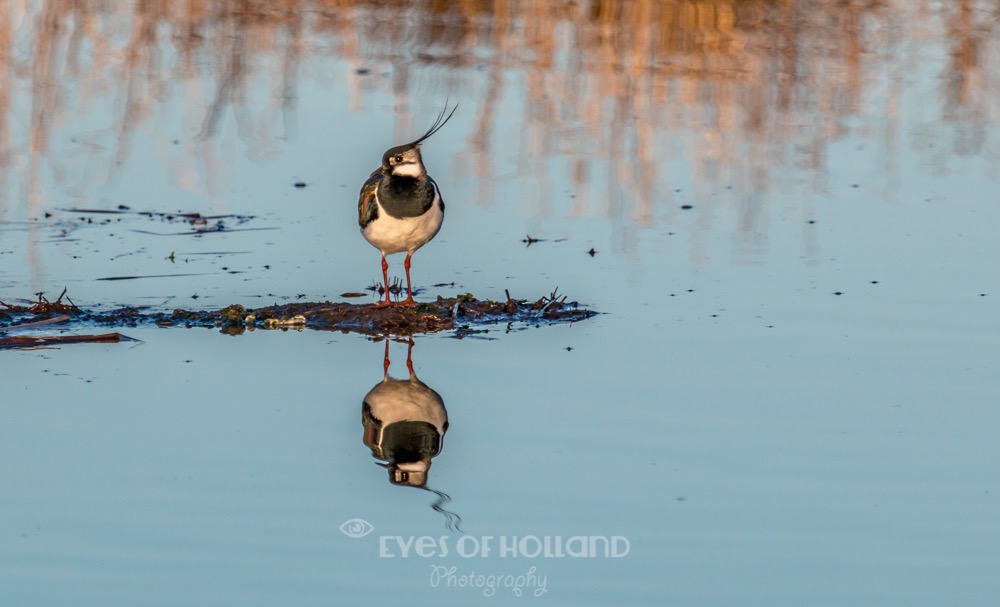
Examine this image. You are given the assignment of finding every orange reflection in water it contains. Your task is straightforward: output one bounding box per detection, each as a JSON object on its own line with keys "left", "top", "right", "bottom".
{"left": 1, "top": 0, "right": 998, "bottom": 229}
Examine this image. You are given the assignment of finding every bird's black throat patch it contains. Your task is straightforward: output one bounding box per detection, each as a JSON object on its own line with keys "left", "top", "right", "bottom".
{"left": 379, "top": 175, "right": 434, "bottom": 219}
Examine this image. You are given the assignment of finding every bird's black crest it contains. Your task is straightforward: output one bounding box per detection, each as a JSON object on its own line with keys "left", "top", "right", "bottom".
{"left": 406, "top": 103, "right": 458, "bottom": 148}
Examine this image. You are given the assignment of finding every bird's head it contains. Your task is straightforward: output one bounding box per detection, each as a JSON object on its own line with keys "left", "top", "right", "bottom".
{"left": 380, "top": 104, "right": 458, "bottom": 178}
{"left": 382, "top": 144, "right": 425, "bottom": 178}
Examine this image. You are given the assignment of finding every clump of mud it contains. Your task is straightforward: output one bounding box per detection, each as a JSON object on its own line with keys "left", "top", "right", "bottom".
{"left": 167, "top": 290, "right": 594, "bottom": 336}
{"left": 2, "top": 289, "right": 596, "bottom": 339}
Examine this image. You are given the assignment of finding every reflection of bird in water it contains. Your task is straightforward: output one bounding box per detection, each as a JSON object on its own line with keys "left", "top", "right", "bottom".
{"left": 362, "top": 340, "right": 447, "bottom": 488}
{"left": 362, "top": 338, "right": 461, "bottom": 531}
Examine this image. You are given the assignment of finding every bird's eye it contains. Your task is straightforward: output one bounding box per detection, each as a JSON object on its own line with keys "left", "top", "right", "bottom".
{"left": 393, "top": 155, "right": 403, "bottom": 163}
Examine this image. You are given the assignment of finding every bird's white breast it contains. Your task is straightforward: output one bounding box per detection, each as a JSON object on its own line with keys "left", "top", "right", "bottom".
{"left": 362, "top": 192, "right": 444, "bottom": 255}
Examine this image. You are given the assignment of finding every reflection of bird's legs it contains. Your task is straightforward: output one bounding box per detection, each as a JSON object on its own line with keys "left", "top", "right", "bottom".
{"left": 382, "top": 338, "right": 391, "bottom": 379}
{"left": 406, "top": 338, "right": 415, "bottom": 377}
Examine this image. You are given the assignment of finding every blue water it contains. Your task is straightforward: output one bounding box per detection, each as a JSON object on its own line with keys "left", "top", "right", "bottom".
{"left": 2, "top": 2, "right": 1000, "bottom": 605}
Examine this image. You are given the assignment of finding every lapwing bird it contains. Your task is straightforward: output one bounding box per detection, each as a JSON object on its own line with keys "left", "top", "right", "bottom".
{"left": 358, "top": 105, "right": 457, "bottom": 306}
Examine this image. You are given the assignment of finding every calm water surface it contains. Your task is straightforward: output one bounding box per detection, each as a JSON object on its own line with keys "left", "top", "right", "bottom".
{"left": 2, "top": 2, "right": 999, "bottom": 605}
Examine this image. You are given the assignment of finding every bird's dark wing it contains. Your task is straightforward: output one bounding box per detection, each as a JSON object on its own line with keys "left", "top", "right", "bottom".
{"left": 358, "top": 170, "right": 381, "bottom": 228}
{"left": 428, "top": 176, "right": 444, "bottom": 215}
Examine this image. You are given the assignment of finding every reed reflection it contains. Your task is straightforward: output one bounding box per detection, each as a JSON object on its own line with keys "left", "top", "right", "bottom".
{"left": 362, "top": 338, "right": 460, "bottom": 531}
{"left": 2, "top": 1, "right": 998, "bottom": 239}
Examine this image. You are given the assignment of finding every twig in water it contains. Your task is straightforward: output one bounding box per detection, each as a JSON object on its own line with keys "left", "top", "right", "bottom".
{"left": 0, "top": 332, "right": 126, "bottom": 349}
{"left": 537, "top": 287, "right": 567, "bottom": 318}
{"left": 5, "top": 315, "right": 72, "bottom": 331}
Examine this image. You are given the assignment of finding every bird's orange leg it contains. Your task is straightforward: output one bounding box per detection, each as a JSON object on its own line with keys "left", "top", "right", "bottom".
{"left": 375, "top": 253, "right": 392, "bottom": 307}
{"left": 401, "top": 252, "right": 416, "bottom": 306}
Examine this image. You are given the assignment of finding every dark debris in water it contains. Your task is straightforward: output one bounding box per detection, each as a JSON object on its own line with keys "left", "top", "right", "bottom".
{"left": 1, "top": 288, "right": 79, "bottom": 318}
{"left": 521, "top": 234, "right": 568, "bottom": 247}
{"left": 1, "top": 288, "right": 597, "bottom": 339}
{"left": 0, "top": 289, "right": 136, "bottom": 349}
{"left": 1, "top": 332, "right": 130, "bottom": 350}
{"left": 53, "top": 207, "right": 265, "bottom": 237}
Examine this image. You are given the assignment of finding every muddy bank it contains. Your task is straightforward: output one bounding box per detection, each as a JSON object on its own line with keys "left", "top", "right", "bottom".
{"left": 2, "top": 290, "right": 596, "bottom": 339}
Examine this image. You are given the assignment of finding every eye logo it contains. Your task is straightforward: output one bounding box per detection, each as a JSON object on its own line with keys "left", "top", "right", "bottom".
{"left": 339, "top": 518, "right": 374, "bottom": 538}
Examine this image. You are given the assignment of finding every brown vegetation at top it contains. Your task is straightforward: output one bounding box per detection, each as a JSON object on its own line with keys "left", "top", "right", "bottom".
{"left": 1, "top": 0, "right": 998, "bottom": 230}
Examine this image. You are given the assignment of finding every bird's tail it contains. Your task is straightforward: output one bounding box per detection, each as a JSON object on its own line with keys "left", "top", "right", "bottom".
{"left": 423, "top": 486, "right": 463, "bottom": 533}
